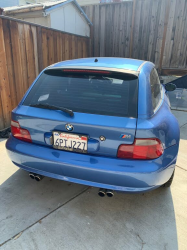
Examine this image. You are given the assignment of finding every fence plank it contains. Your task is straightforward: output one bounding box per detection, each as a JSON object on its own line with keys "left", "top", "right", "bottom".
{"left": 41, "top": 28, "right": 48, "bottom": 68}
{"left": 179, "top": 1, "right": 187, "bottom": 67}
{"left": 154, "top": 0, "right": 166, "bottom": 67}
{"left": 10, "top": 20, "right": 25, "bottom": 103}
{"left": 61, "top": 32, "right": 65, "bottom": 60}
{"left": 71, "top": 35, "right": 76, "bottom": 59}
{"left": 53, "top": 31, "right": 58, "bottom": 64}
{"left": 132, "top": 0, "right": 141, "bottom": 59}
{"left": 74, "top": 35, "right": 78, "bottom": 59}
{"left": 170, "top": 0, "right": 186, "bottom": 67}
{"left": 18, "top": 23, "right": 29, "bottom": 91}
{"left": 78, "top": 37, "right": 83, "bottom": 58}
{"left": 69, "top": 34, "right": 73, "bottom": 59}
{"left": 100, "top": 5, "right": 106, "bottom": 56}
{"left": 2, "top": 18, "right": 17, "bottom": 110}
{"left": 119, "top": 3, "right": 126, "bottom": 57}
{"left": 149, "top": 0, "right": 160, "bottom": 62}
{"left": 125, "top": 2, "right": 133, "bottom": 57}
{"left": 36, "top": 26, "right": 43, "bottom": 72}
{"left": 56, "top": 32, "right": 61, "bottom": 62}
{"left": 93, "top": 5, "right": 100, "bottom": 56}
{"left": 113, "top": 4, "right": 120, "bottom": 56}
{"left": 129, "top": 0, "right": 136, "bottom": 57}
{"left": 24, "top": 24, "right": 36, "bottom": 88}
{"left": 47, "top": 30, "right": 55, "bottom": 65}
{"left": 0, "top": 99, "right": 4, "bottom": 130}
{"left": 31, "top": 26, "right": 39, "bottom": 76}
{"left": 162, "top": 0, "right": 177, "bottom": 67}
{"left": 0, "top": 19, "right": 12, "bottom": 128}
{"left": 82, "top": 38, "right": 87, "bottom": 58}
{"left": 65, "top": 34, "right": 70, "bottom": 60}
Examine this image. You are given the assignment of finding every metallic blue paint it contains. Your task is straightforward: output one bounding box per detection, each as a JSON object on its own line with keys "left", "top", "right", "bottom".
{"left": 6, "top": 136, "right": 177, "bottom": 193}
{"left": 11, "top": 105, "right": 137, "bottom": 157}
{"left": 52, "top": 57, "right": 145, "bottom": 71}
{"left": 138, "top": 61, "right": 155, "bottom": 118}
{"left": 6, "top": 58, "right": 180, "bottom": 192}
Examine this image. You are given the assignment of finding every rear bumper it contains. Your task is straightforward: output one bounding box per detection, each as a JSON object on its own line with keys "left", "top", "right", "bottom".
{"left": 6, "top": 136, "right": 178, "bottom": 193}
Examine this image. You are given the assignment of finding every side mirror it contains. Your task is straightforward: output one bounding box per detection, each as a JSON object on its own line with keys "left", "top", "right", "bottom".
{"left": 165, "top": 82, "right": 176, "bottom": 92}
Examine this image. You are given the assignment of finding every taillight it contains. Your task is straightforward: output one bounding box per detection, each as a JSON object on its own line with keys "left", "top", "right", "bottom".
{"left": 11, "top": 120, "right": 32, "bottom": 143}
{"left": 117, "top": 138, "right": 164, "bottom": 160}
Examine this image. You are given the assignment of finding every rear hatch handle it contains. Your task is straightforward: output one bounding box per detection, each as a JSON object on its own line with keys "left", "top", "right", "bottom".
{"left": 29, "top": 103, "right": 74, "bottom": 117}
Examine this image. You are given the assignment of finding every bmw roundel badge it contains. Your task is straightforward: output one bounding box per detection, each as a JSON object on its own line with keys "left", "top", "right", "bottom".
{"left": 65, "top": 124, "right": 74, "bottom": 131}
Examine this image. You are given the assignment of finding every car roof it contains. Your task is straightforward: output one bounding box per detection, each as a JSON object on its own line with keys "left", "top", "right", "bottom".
{"left": 50, "top": 57, "right": 147, "bottom": 73}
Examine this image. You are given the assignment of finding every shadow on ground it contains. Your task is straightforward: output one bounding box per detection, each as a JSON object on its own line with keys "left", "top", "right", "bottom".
{"left": 0, "top": 168, "right": 178, "bottom": 250}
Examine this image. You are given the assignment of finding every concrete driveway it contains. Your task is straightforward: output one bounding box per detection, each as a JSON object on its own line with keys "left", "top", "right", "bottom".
{"left": 0, "top": 110, "right": 187, "bottom": 250}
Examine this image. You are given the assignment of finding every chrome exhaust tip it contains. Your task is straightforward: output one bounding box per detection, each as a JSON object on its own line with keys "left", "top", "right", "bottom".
{"left": 98, "top": 188, "right": 106, "bottom": 197}
{"left": 29, "top": 173, "right": 35, "bottom": 180}
{"left": 34, "top": 175, "right": 44, "bottom": 182}
{"left": 106, "top": 190, "right": 114, "bottom": 198}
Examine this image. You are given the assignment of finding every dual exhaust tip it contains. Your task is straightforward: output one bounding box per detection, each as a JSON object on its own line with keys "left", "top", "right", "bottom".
{"left": 29, "top": 173, "right": 113, "bottom": 197}
{"left": 29, "top": 173, "right": 44, "bottom": 182}
{"left": 98, "top": 188, "right": 114, "bottom": 198}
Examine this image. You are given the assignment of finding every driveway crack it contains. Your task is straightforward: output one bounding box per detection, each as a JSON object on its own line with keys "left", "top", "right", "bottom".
{"left": 137, "top": 234, "right": 146, "bottom": 250}
{"left": 0, "top": 187, "right": 89, "bottom": 248}
{"left": 176, "top": 165, "right": 187, "bottom": 172}
{"left": 180, "top": 122, "right": 187, "bottom": 128}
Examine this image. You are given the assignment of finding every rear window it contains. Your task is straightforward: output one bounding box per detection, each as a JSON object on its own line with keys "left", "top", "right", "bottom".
{"left": 23, "top": 69, "right": 138, "bottom": 118}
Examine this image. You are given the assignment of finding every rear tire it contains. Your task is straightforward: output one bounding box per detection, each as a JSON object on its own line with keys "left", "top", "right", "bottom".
{"left": 163, "top": 170, "right": 175, "bottom": 187}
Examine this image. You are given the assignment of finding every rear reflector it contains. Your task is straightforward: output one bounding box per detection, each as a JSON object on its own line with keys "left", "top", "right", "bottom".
{"left": 63, "top": 69, "right": 111, "bottom": 74}
{"left": 11, "top": 120, "right": 32, "bottom": 143}
{"left": 117, "top": 138, "right": 164, "bottom": 160}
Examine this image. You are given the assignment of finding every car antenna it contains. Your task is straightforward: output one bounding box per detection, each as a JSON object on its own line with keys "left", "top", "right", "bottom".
{"left": 94, "top": 58, "right": 98, "bottom": 62}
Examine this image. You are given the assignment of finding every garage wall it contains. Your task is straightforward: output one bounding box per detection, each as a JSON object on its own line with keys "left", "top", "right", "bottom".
{"left": 50, "top": 4, "right": 90, "bottom": 37}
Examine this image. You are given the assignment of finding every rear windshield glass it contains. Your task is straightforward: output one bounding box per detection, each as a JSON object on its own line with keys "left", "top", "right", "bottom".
{"left": 23, "top": 69, "right": 138, "bottom": 118}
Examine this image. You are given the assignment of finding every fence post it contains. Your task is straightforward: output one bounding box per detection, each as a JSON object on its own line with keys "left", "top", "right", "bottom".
{"left": 158, "top": 0, "right": 171, "bottom": 75}
{"left": 129, "top": 0, "right": 136, "bottom": 58}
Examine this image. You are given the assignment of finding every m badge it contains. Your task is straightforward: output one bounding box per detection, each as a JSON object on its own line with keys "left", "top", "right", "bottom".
{"left": 120, "top": 134, "right": 131, "bottom": 139}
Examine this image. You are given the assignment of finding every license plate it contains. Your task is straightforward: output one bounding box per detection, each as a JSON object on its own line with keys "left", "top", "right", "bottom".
{"left": 53, "top": 132, "right": 88, "bottom": 153}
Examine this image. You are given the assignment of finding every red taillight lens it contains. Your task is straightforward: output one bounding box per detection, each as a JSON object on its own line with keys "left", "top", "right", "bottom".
{"left": 117, "top": 138, "right": 164, "bottom": 160}
{"left": 11, "top": 120, "right": 32, "bottom": 143}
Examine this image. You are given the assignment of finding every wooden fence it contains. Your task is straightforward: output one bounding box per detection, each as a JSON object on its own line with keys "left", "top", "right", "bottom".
{"left": 0, "top": 16, "right": 89, "bottom": 130}
{"left": 1, "top": 0, "right": 187, "bottom": 130}
{"left": 82, "top": 0, "right": 187, "bottom": 74}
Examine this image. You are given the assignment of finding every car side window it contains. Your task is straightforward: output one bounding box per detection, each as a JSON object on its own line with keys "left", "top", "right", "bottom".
{"left": 150, "top": 68, "right": 162, "bottom": 110}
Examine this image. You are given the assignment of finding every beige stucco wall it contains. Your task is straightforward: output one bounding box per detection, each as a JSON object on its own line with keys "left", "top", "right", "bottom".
{"left": 20, "top": 16, "right": 51, "bottom": 27}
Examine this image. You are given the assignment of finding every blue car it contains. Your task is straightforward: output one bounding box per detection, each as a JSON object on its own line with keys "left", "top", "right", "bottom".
{"left": 6, "top": 58, "right": 180, "bottom": 196}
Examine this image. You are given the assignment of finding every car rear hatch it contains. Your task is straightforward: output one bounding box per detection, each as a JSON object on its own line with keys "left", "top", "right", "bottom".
{"left": 12, "top": 68, "right": 138, "bottom": 158}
